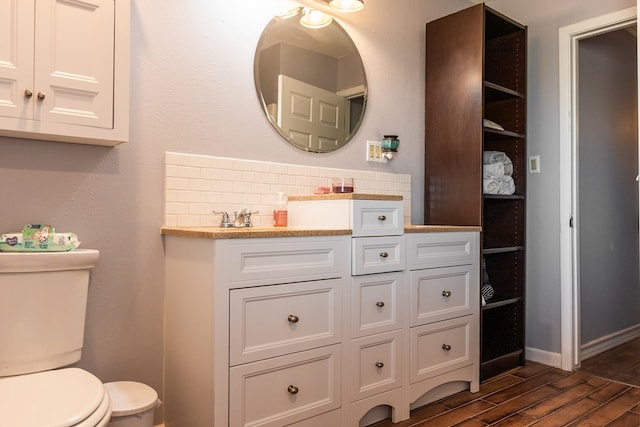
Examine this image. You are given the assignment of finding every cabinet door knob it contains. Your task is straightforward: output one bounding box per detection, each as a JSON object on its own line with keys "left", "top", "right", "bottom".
{"left": 287, "top": 314, "right": 299, "bottom": 323}
{"left": 287, "top": 385, "right": 299, "bottom": 394}
{"left": 37, "top": 91, "right": 46, "bottom": 101}
{"left": 379, "top": 252, "right": 389, "bottom": 258}
{"left": 24, "top": 89, "right": 33, "bottom": 98}
{"left": 375, "top": 362, "right": 384, "bottom": 368}
{"left": 375, "top": 301, "right": 385, "bottom": 308}
{"left": 442, "top": 290, "right": 452, "bottom": 297}
{"left": 377, "top": 215, "right": 387, "bottom": 221}
{"left": 442, "top": 344, "right": 452, "bottom": 351}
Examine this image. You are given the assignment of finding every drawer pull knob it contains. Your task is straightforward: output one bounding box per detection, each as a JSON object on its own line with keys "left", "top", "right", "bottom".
{"left": 287, "top": 385, "right": 299, "bottom": 394}
{"left": 375, "top": 362, "right": 384, "bottom": 368}
{"left": 24, "top": 89, "right": 33, "bottom": 98}
{"left": 376, "top": 301, "right": 385, "bottom": 308}
{"left": 287, "top": 314, "right": 299, "bottom": 323}
{"left": 379, "top": 252, "right": 389, "bottom": 258}
{"left": 442, "top": 344, "right": 452, "bottom": 351}
{"left": 442, "top": 290, "right": 452, "bottom": 297}
{"left": 37, "top": 91, "right": 46, "bottom": 101}
{"left": 378, "top": 215, "right": 387, "bottom": 221}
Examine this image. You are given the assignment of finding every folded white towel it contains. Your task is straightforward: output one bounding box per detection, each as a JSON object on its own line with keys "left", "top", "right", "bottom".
{"left": 483, "top": 118, "right": 504, "bottom": 130}
{"left": 483, "top": 162, "right": 504, "bottom": 179}
{"left": 483, "top": 178, "right": 499, "bottom": 194}
{"left": 483, "top": 151, "right": 513, "bottom": 176}
{"left": 483, "top": 176, "right": 515, "bottom": 195}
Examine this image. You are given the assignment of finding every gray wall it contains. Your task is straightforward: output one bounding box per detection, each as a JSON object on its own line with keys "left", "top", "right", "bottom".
{"left": 578, "top": 29, "right": 639, "bottom": 345}
{"left": 0, "top": 0, "right": 637, "bottom": 415}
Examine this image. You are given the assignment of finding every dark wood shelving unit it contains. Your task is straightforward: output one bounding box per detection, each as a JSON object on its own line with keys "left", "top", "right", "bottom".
{"left": 425, "top": 3, "right": 527, "bottom": 381}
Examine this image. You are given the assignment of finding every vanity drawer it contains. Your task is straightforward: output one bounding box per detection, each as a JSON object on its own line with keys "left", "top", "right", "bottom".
{"left": 352, "top": 200, "right": 404, "bottom": 237}
{"left": 410, "top": 265, "right": 475, "bottom": 327}
{"left": 229, "top": 279, "right": 341, "bottom": 365}
{"left": 229, "top": 345, "right": 341, "bottom": 427}
{"left": 350, "top": 330, "right": 402, "bottom": 401}
{"left": 352, "top": 272, "right": 402, "bottom": 338}
{"left": 220, "top": 236, "right": 348, "bottom": 286}
{"left": 406, "top": 232, "right": 477, "bottom": 270}
{"left": 352, "top": 235, "right": 405, "bottom": 276}
{"left": 410, "top": 316, "right": 477, "bottom": 383}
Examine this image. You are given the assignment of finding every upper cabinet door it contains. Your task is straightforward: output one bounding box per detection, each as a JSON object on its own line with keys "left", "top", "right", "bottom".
{"left": 0, "top": 0, "right": 128, "bottom": 146}
{"left": 34, "top": 0, "right": 114, "bottom": 129}
{"left": 0, "top": 0, "right": 35, "bottom": 119}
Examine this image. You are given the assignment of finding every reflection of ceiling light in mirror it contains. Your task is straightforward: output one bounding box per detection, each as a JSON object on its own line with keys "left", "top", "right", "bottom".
{"left": 329, "top": 0, "right": 364, "bottom": 13}
{"left": 300, "top": 8, "right": 333, "bottom": 29}
{"left": 276, "top": 7, "right": 301, "bottom": 20}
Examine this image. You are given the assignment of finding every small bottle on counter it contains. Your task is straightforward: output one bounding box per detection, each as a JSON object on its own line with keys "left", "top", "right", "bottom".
{"left": 273, "top": 192, "right": 288, "bottom": 227}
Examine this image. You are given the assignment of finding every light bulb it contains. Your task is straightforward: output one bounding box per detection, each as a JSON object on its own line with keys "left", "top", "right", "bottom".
{"left": 300, "top": 8, "right": 332, "bottom": 29}
{"left": 330, "top": 0, "right": 364, "bottom": 13}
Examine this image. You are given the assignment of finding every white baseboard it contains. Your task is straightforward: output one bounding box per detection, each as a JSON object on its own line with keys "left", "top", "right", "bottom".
{"left": 525, "top": 346, "right": 563, "bottom": 369}
{"left": 581, "top": 324, "right": 640, "bottom": 361}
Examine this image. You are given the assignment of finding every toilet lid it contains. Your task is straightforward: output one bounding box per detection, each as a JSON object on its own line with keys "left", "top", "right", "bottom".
{"left": 0, "top": 367, "right": 108, "bottom": 427}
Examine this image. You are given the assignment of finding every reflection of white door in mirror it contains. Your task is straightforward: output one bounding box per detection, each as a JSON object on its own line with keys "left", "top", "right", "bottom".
{"left": 278, "top": 75, "right": 346, "bottom": 152}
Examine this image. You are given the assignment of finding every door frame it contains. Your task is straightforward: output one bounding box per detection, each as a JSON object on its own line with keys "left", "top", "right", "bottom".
{"left": 558, "top": 6, "right": 637, "bottom": 371}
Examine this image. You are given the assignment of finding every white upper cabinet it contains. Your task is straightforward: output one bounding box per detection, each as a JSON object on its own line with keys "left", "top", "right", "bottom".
{"left": 0, "top": 0, "right": 129, "bottom": 146}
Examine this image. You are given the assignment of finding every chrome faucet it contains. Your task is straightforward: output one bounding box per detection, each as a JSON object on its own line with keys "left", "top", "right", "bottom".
{"left": 234, "top": 209, "right": 259, "bottom": 228}
{"left": 213, "top": 211, "right": 233, "bottom": 228}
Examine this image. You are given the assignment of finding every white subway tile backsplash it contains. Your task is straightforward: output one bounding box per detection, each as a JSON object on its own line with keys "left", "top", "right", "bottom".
{"left": 166, "top": 202, "right": 189, "bottom": 215}
{"left": 165, "top": 152, "right": 412, "bottom": 227}
{"left": 166, "top": 177, "right": 189, "bottom": 190}
{"left": 177, "top": 166, "right": 201, "bottom": 179}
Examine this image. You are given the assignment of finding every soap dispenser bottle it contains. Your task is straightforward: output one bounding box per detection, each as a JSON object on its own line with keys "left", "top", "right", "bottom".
{"left": 273, "top": 192, "right": 288, "bottom": 227}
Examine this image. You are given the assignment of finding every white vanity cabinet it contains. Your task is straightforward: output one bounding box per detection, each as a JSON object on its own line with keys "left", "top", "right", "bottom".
{"left": 0, "top": 0, "right": 129, "bottom": 146}
{"left": 163, "top": 204, "right": 481, "bottom": 426}
{"left": 406, "top": 232, "right": 480, "bottom": 405}
{"left": 346, "top": 201, "right": 409, "bottom": 425}
{"left": 163, "top": 234, "right": 350, "bottom": 427}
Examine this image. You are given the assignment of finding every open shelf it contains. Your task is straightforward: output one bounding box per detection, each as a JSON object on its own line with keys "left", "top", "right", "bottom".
{"left": 483, "top": 297, "right": 521, "bottom": 311}
{"left": 485, "top": 81, "right": 524, "bottom": 100}
{"left": 483, "top": 128, "right": 525, "bottom": 139}
{"left": 483, "top": 246, "right": 524, "bottom": 255}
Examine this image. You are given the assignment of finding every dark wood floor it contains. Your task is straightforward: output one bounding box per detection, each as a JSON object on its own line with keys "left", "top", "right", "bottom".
{"left": 373, "top": 361, "right": 640, "bottom": 426}
{"left": 577, "top": 337, "right": 640, "bottom": 388}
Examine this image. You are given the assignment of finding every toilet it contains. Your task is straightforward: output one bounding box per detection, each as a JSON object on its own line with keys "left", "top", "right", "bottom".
{"left": 0, "top": 249, "right": 112, "bottom": 426}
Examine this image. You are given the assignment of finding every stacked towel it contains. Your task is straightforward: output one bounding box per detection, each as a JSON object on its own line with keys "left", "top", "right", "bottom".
{"left": 483, "top": 151, "right": 513, "bottom": 176}
{"left": 483, "top": 151, "right": 515, "bottom": 195}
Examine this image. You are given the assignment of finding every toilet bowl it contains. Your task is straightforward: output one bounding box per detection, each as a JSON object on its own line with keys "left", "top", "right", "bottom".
{"left": 0, "top": 368, "right": 112, "bottom": 427}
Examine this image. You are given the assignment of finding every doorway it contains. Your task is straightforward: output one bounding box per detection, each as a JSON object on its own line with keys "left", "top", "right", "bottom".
{"left": 577, "top": 26, "right": 639, "bottom": 360}
{"left": 559, "top": 7, "right": 638, "bottom": 371}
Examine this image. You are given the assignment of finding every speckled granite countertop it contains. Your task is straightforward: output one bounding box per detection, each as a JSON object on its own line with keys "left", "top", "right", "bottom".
{"left": 161, "top": 224, "right": 480, "bottom": 239}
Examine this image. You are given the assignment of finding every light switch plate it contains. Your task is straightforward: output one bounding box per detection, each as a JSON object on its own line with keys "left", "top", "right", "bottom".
{"left": 366, "top": 140, "right": 387, "bottom": 163}
{"left": 529, "top": 155, "right": 540, "bottom": 173}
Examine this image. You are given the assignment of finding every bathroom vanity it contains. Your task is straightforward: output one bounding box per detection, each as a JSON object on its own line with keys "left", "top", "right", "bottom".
{"left": 162, "top": 196, "right": 480, "bottom": 426}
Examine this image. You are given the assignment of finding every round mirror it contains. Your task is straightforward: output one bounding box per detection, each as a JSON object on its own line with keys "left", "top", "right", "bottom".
{"left": 254, "top": 8, "right": 367, "bottom": 153}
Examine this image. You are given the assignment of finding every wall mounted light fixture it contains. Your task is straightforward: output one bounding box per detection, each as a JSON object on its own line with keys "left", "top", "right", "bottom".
{"left": 299, "top": 7, "right": 333, "bottom": 29}
{"left": 329, "top": 0, "right": 364, "bottom": 13}
{"left": 292, "top": 0, "right": 364, "bottom": 30}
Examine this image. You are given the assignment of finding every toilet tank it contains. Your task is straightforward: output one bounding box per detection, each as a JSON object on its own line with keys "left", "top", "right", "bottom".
{"left": 0, "top": 249, "right": 99, "bottom": 377}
